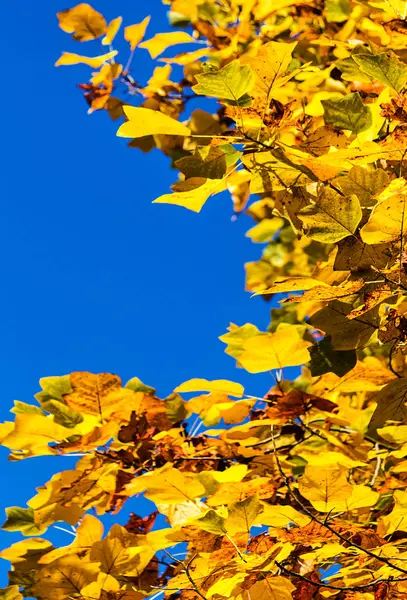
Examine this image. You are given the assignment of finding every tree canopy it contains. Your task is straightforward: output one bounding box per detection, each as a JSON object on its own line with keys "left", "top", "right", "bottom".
{"left": 2, "top": 0, "right": 407, "bottom": 598}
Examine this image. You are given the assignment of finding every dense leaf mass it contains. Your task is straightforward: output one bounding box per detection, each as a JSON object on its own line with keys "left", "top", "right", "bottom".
{"left": 3, "top": 0, "right": 407, "bottom": 598}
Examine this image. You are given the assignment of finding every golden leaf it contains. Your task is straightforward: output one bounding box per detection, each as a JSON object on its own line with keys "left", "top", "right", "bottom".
{"left": 55, "top": 51, "right": 118, "bottom": 68}
{"left": 174, "top": 378, "right": 244, "bottom": 397}
{"left": 299, "top": 465, "right": 379, "bottom": 512}
{"left": 64, "top": 371, "right": 138, "bottom": 419}
{"left": 139, "top": 32, "right": 196, "bottom": 59}
{"left": 38, "top": 515, "right": 103, "bottom": 564}
{"left": 102, "top": 16, "right": 123, "bottom": 45}
{"left": 153, "top": 178, "right": 226, "bottom": 213}
{"left": 124, "top": 17, "right": 151, "bottom": 51}
{"left": 32, "top": 555, "right": 100, "bottom": 600}
{"left": 117, "top": 106, "right": 191, "bottom": 138}
{"left": 57, "top": 3, "right": 107, "bottom": 41}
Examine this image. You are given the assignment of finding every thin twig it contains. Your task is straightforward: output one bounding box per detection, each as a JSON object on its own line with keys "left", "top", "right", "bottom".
{"left": 369, "top": 444, "right": 382, "bottom": 487}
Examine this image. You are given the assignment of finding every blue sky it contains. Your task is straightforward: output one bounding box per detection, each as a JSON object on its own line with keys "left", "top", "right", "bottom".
{"left": 0, "top": 0, "right": 280, "bottom": 584}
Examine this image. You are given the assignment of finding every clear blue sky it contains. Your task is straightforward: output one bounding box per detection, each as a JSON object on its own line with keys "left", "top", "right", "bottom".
{"left": 0, "top": 0, "right": 279, "bottom": 583}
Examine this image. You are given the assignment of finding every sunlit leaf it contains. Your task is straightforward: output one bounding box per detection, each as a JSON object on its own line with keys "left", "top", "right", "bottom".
{"left": 124, "top": 16, "right": 151, "bottom": 50}
{"left": 174, "top": 378, "right": 244, "bottom": 397}
{"left": 299, "top": 466, "right": 379, "bottom": 512}
{"left": 102, "top": 16, "right": 122, "bottom": 45}
{"left": 140, "top": 31, "right": 195, "bottom": 58}
{"left": 55, "top": 51, "right": 117, "bottom": 68}
{"left": 117, "top": 106, "right": 191, "bottom": 138}
{"left": 153, "top": 177, "right": 225, "bottom": 212}
{"left": 192, "top": 60, "right": 255, "bottom": 102}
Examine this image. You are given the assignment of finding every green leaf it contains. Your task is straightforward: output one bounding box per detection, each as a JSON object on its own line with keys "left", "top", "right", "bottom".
{"left": 194, "top": 509, "right": 226, "bottom": 535}
{"left": 41, "top": 400, "right": 84, "bottom": 428}
{"left": 192, "top": 60, "right": 255, "bottom": 101}
{"left": 353, "top": 47, "right": 407, "bottom": 93}
{"left": 2, "top": 507, "right": 46, "bottom": 537}
{"left": 309, "top": 336, "right": 357, "bottom": 377}
{"left": 125, "top": 377, "right": 156, "bottom": 395}
{"left": 11, "top": 402, "right": 44, "bottom": 416}
{"left": 298, "top": 188, "right": 362, "bottom": 243}
{"left": 175, "top": 145, "right": 241, "bottom": 180}
{"left": 325, "top": 0, "right": 352, "bottom": 21}
{"left": 322, "top": 93, "right": 372, "bottom": 135}
{"left": 35, "top": 375, "right": 72, "bottom": 405}
{"left": 165, "top": 393, "right": 187, "bottom": 423}
{"left": 225, "top": 495, "right": 262, "bottom": 535}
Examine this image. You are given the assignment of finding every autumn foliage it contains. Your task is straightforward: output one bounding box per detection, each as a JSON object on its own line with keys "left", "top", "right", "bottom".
{"left": 3, "top": 0, "right": 407, "bottom": 598}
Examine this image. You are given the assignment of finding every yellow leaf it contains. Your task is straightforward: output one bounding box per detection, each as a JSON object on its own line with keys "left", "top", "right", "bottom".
{"left": 140, "top": 32, "right": 196, "bottom": 59}
{"left": 360, "top": 178, "right": 407, "bottom": 244}
{"left": 256, "top": 503, "right": 310, "bottom": 528}
{"left": 186, "top": 393, "right": 252, "bottom": 425}
{"left": 174, "top": 378, "right": 244, "bottom": 397}
{"left": 225, "top": 495, "right": 262, "bottom": 535}
{"left": 0, "top": 538, "right": 53, "bottom": 566}
{"left": 90, "top": 524, "right": 154, "bottom": 576}
{"left": 214, "top": 464, "right": 248, "bottom": 483}
{"left": 38, "top": 515, "right": 103, "bottom": 564}
{"left": 156, "top": 500, "right": 203, "bottom": 526}
{"left": 207, "top": 573, "right": 246, "bottom": 598}
{"left": 125, "top": 464, "right": 206, "bottom": 503}
{"left": 0, "top": 586, "right": 23, "bottom": 600}
{"left": 302, "top": 543, "right": 354, "bottom": 562}
{"left": 244, "top": 576, "right": 295, "bottom": 600}
{"left": 245, "top": 218, "right": 285, "bottom": 243}
{"left": 240, "top": 41, "right": 297, "bottom": 98}
{"left": 207, "top": 477, "right": 275, "bottom": 506}
{"left": 145, "top": 65, "right": 174, "bottom": 95}
{"left": 0, "top": 414, "right": 73, "bottom": 456}
{"left": 298, "top": 451, "right": 365, "bottom": 468}
{"left": 55, "top": 50, "right": 118, "bottom": 68}
{"left": 124, "top": 16, "right": 151, "bottom": 51}
{"left": 32, "top": 555, "right": 100, "bottom": 600}
{"left": 117, "top": 106, "right": 191, "bottom": 138}
{"left": 238, "top": 328, "right": 312, "bottom": 373}
{"left": 378, "top": 490, "right": 407, "bottom": 535}
{"left": 102, "top": 16, "right": 122, "bottom": 45}
{"left": 64, "top": 371, "right": 139, "bottom": 419}
{"left": 252, "top": 277, "right": 330, "bottom": 296}
{"left": 57, "top": 3, "right": 107, "bottom": 41}
{"left": 160, "top": 48, "right": 209, "bottom": 65}
{"left": 90, "top": 63, "right": 122, "bottom": 87}
{"left": 153, "top": 178, "right": 226, "bottom": 213}
{"left": 299, "top": 466, "right": 379, "bottom": 512}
